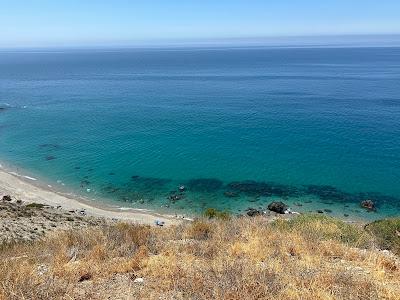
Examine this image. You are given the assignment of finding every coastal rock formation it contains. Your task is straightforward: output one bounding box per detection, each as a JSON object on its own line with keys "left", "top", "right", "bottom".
{"left": 2, "top": 195, "right": 12, "bottom": 201}
{"left": 246, "top": 208, "right": 262, "bottom": 217}
{"left": 361, "top": 199, "right": 376, "bottom": 211}
{"left": 267, "top": 201, "right": 289, "bottom": 214}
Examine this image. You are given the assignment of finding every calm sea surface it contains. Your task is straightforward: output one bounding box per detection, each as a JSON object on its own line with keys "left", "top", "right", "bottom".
{"left": 0, "top": 47, "right": 399, "bottom": 220}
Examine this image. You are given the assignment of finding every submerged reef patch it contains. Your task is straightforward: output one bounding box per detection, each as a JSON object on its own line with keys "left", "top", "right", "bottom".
{"left": 186, "top": 178, "right": 224, "bottom": 193}
{"left": 226, "top": 180, "right": 301, "bottom": 198}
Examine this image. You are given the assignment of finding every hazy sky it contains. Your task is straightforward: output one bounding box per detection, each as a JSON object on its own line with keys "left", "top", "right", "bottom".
{"left": 1, "top": 0, "right": 400, "bottom": 47}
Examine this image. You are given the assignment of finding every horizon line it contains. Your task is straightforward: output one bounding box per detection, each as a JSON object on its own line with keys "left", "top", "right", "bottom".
{"left": 1, "top": 33, "right": 400, "bottom": 50}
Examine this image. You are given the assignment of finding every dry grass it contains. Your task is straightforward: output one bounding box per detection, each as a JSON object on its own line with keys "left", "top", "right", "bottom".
{"left": 0, "top": 215, "right": 399, "bottom": 300}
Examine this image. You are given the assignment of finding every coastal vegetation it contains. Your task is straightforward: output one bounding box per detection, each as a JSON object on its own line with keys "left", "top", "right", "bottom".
{"left": 0, "top": 207, "right": 399, "bottom": 299}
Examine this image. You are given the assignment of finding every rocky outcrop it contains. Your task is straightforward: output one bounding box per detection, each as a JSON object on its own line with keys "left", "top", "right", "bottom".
{"left": 267, "top": 201, "right": 288, "bottom": 214}
{"left": 361, "top": 200, "right": 376, "bottom": 211}
{"left": 246, "top": 208, "right": 262, "bottom": 217}
{"left": 2, "top": 195, "right": 12, "bottom": 201}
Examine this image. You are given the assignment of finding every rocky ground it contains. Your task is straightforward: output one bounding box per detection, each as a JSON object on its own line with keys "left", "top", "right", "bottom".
{"left": 0, "top": 195, "right": 108, "bottom": 243}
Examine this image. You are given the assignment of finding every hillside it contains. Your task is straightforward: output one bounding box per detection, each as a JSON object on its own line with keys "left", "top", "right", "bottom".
{"left": 1, "top": 201, "right": 399, "bottom": 300}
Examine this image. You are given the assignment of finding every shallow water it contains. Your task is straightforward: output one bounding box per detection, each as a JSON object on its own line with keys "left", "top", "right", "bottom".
{"left": 0, "top": 47, "right": 399, "bottom": 220}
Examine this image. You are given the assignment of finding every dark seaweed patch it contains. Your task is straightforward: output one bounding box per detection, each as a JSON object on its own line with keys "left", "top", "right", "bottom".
{"left": 303, "top": 185, "right": 350, "bottom": 202}
{"left": 226, "top": 180, "right": 301, "bottom": 198}
{"left": 45, "top": 155, "right": 56, "bottom": 161}
{"left": 186, "top": 178, "right": 223, "bottom": 193}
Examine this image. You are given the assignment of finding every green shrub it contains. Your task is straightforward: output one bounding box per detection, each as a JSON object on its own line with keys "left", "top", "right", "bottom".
{"left": 271, "top": 214, "right": 372, "bottom": 248}
{"left": 25, "top": 203, "right": 46, "bottom": 209}
{"left": 365, "top": 218, "right": 400, "bottom": 255}
{"left": 203, "top": 208, "right": 231, "bottom": 220}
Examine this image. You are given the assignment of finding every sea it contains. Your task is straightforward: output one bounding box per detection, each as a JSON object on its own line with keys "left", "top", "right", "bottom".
{"left": 0, "top": 46, "right": 399, "bottom": 220}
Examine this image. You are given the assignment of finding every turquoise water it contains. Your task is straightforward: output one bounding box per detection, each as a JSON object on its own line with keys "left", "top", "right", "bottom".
{"left": 0, "top": 47, "right": 399, "bottom": 220}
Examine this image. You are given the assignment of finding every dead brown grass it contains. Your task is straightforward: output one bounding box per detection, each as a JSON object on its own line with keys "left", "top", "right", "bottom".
{"left": 0, "top": 215, "right": 399, "bottom": 300}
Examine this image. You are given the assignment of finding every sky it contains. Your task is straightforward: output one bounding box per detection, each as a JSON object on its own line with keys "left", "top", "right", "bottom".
{"left": 1, "top": 0, "right": 400, "bottom": 47}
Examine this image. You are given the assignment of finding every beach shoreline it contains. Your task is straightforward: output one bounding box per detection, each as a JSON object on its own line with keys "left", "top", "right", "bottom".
{"left": 0, "top": 163, "right": 186, "bottom": 226}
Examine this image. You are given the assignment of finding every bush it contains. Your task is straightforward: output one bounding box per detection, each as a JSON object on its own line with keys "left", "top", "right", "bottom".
{"left": 271, "top": 214, "right": 372, "bottom": 248}
{"left": 203, "top": 208, "right": 231, "bottom": 220}
{"left": 25, "top": 203, "right": 46, "bottom": 209}
{"left": 365, "top": 218, "right": 400, "bottom": 255}
{"left": 189, "top": 220, "right": 213, "bottom": 240}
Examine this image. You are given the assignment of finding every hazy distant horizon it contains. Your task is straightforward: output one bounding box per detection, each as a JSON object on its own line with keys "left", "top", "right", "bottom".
{"left": 2, "top": 1, "right": 400, "bottom": 48}
{"left": 1, "top": 34, "right": 400, "bottom": 50}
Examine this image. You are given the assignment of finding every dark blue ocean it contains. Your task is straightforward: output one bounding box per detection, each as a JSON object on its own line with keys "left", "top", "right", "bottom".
{"left": 0, "top": 47, "right": 399, "bottom": 220}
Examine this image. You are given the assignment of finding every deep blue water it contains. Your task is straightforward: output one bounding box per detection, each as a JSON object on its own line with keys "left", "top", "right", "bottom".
{"left": 0, "top": 47, "right": 399, "bottom": 220}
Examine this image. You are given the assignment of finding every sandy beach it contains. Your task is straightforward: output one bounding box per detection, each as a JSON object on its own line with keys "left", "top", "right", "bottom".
{"left": 0, "top": 165, "right": 183, "bottom": 226}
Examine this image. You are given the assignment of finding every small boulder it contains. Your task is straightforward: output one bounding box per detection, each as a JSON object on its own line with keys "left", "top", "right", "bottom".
{"left": 2, "top": 195, "right": 12, "bottom": 201}
{"left": 246, "top": 208, "right": 262, "bottom": 217}
{"left": 267, "top": 201, "right": 288, "bottom": 214}
{"left": 361, "top": 200, "right": 376, "bottom": 211}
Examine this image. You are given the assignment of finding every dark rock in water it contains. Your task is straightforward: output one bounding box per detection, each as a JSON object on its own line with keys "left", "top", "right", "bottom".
{"left": 74, "top": 166, "right": 81, "bottom": 170}
{"left": 109, "top": 172, "right": 115, "bottom": 176}
{"left": 267, "top": 201, "right": 288, "bottom": 214}
{"left": 186, "top": 178, "right": 223, "bottom": 193}
{"left": 246, "top": 208, "right": 262, "bottom": 217}
{"left": 224, "top": 191, "right": 239, "bottom": 198}
{"left": 87, "top": 168, "right": 94, "bottom": 172}
{"left": 361, "top": 199, "right": 376, "bottom": 211}
{"left": 324, "top": 209, "right": 332, "bottom": 213}
{"left": 317, "top": 210, "right": 324, "bottom": 214}
{"left": 344, "top": 214, "right": 349, "bottom": 217}
{"left": 168, "top": 193, "right": 184, "bottom": 203}
{"left": 131, "top": 175, "right": 140, "bottom": 179}
{"left": 45, "top": 155, "right": 56, "bottom": 161}
{"left": 179, "top": 185, "right": 186, "bottom": 192}
{"left": 2, "top": 195, "right": 12, "bottom": 201}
